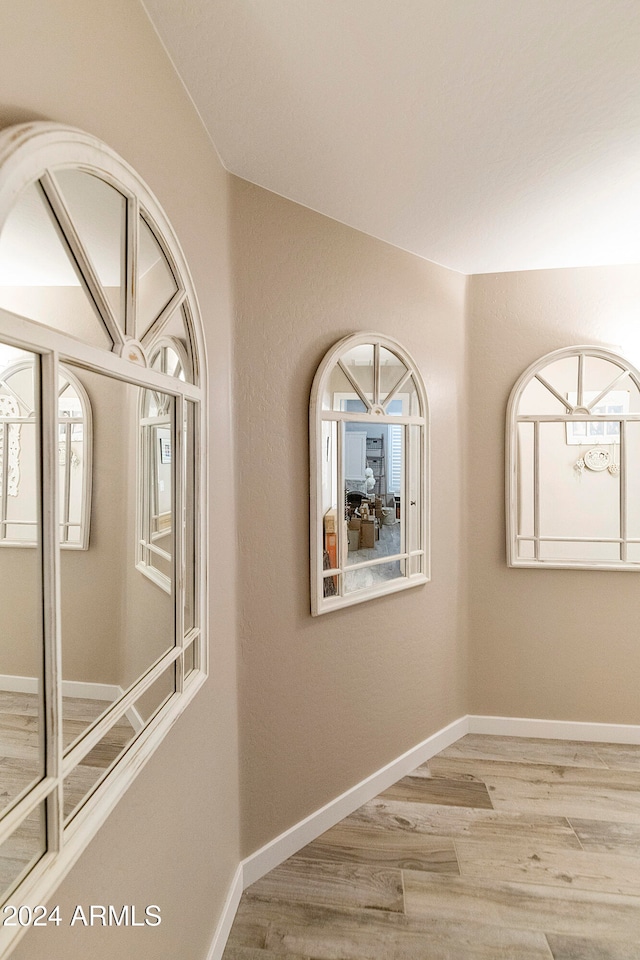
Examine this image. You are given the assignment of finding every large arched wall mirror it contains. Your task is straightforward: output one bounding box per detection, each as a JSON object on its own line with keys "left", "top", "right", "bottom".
{"left": 507, "top": 344, "right": 640, "bottom": 569}
{"left": 0, "top": 123, "right": 207, "bottom": 954}
{"left": 310, "top": 333, "right": 429, "bottom": 615}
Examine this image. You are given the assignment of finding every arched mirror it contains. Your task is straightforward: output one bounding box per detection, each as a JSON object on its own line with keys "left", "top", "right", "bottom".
{"left": 507, "top": 344, "right": 640, "bottom": 568}
{"left": 0, "top": 123, "right": 207, "bottom": 954}
{"left": 310, "top": 333, "right": 429, "bottom": 615}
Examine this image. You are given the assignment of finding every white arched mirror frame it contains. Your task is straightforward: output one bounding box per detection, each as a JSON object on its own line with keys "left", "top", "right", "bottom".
{"left": 310, "top": 332, "right": 429, "bottom": 615}
{"left": 507, "top": 344, "right": 640, "bottom": 570}
{"left": 0, "top": 123, "right": 208, "bottom": 956}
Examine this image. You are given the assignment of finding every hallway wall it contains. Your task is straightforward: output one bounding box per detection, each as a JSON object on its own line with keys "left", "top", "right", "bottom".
{"left": 468, "top": 265, "right": 640, "bottom": 724}
{"left": 230, "top": 177, "right": 468, "bottom": 855}
{"left": 1, "top": 2, "right": 240, "bottom": 958}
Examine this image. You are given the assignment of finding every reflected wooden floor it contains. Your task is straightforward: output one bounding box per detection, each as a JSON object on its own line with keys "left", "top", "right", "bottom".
{"left": 0, "top": 690, "right": 134, "bottom": 889}
{"left": 223, "top": 734, "right": 640, "bottom": 959}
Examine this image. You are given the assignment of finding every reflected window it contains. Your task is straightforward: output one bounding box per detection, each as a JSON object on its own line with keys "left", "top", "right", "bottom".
{"left": 311, "top": 333, "right": 429, "bottom": 615}
{"left": 507, "top": 345, "right": 640, "bottom": 568}
{"left": 138, "top": 386, "right": 173, "bottom": 592}
{"left": 0, "top": 359, "right": 92, "bottom": 549}
{"left": 149, "top": 336, "right": 189, "bottom": 382}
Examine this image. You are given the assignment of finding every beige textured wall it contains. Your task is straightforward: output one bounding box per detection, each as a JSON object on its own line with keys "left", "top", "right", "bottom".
{"left": 468, "top": 265, "right": 640, "bottom": 723}
{"left": 230, "top": 177, "right": 468, "bottom": 855}
{"left": 1, "top": 2, "right": 240, "bottom": 959}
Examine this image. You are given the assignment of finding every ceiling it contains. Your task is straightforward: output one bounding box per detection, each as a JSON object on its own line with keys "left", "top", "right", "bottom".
{"left": 141, "top": 0, "right": 640, "bottom": 275}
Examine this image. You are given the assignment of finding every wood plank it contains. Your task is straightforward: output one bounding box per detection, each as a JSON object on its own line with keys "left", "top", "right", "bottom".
{"left": 484, "top": 774, "right": 640, "bottom": 824}
{"left": 246, "top": 856, "right": 404, "bottom": 913}
{"left": 592, "top": 743, "right": 640, "bottom": 772}
{"left": 438, "top": 735, "right": 608, "bottom": 769}
{"left": 347, "top": 798, "right": 583, "bottom": 848}
{"left": 0, "top": 692, "right": 39, "bottom": 717}
{"left": 428, "top": 756, "right": 640, "bottom": 790}
{"left": 456, "top": 838, "right": 640, "bottom": 896}
{"left": 546, "top": 933, "right": 640, "bottom": 959}
{"left": 300, "top": 826, "right": 459, "bottom": 873}
{"left": 403, "top": 871, "right": 640, "bottom": 940}
{"left": 379, "top": 775, "right": 493, "bottom": 808}
{"left": 569, "top": 818, "right": 640, "bottom": 856}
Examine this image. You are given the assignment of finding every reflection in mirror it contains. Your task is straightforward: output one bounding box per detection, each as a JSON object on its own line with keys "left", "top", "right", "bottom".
{"left": 0, "top": 183, "right": 111, "bottom": 349}
{"left": 538, "top": 421, "right": 620, "bottom": 548}
{"left": 312, "top": 334, "right": 428, "bottom": 614}
{"left": 341, "top": 344, "right": 374, "bottom": 401}
{"left": 0, "top": 802, "right": 45, "bottom": 902}
{"left": 61, "top": 368, "right": 174, "bottom": 751}
{"left": 137, "top": 216, "right": 179, "bottom": 339}
{"left": 150, "top": 339, "right": 186, "bottom": 381}
{"left": 138, "top": 387, "right": 173, "bottom": 590}
{"left": 63, "top": 665, "right": 175, "bottom": 822}
{"left": 507, "top": 345, "right": 640, "bottom": 568}
{"left": 53, "top": 169, "right": 127, "bottom": 327}
{"left": 321, "top": 363, "right": 366, "bottom": 412}
{"left": 184, "top": 642, "right": 195, "bottom": 677}
{"left": 384, "top": 376, "right": 421, "bottom": 416}
{"left": 58, "top": 370, "right": 91, "bottom": 548}
{"left": 0, "top": 345, "right": 44, "bottom": 810}
{"left": 344, "top": 422, "right": 404, "bottom": 589}
{"left": 379, "top": 347, "right": 407, "bottom": 404}
{"left": 0, "top": 360, "right": 91, "bottom": 549}
{"left": 184, "top": 401, "right": 198, "bottom": 636}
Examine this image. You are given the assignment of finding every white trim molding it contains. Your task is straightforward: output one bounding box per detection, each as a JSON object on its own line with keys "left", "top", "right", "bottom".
{"left": 469, "top": 713, "right": 640, "bottom": 744}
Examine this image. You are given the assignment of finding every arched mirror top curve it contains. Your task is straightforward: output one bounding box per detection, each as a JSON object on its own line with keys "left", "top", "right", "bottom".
{"left": 310, "top": 333, "right": 429, "bottom": 616}
{"left": 315, "top": 332, "right": 428, "bottom": 419}
{"left": 0, "top": 122, "right": 203, "bottom": 386}
{"left": 507, "top": 344, "right": 640, "bottom": 570}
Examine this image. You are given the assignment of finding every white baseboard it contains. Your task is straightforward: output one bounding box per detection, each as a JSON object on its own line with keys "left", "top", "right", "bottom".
{"left": 469, "top": 714, "right": 640, "bottom": 744}
{"left": 205, "top": 864, "right": 244, "bottom": 960}
{"left": 242, "top": 715, "right": 469, "bottom": 887}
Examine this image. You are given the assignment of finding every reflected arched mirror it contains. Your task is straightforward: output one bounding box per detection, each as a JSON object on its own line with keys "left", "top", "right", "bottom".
{"left": 507, "top": 345, "right": 640, "bottom": 568}
{"left": 0, "top": 355, "right": 92, "bottom": 549}
{"left": 0, "top": 122, "right": 207, "bottom": 954}
{"left": 310, "top": 333, "right": 429, "bottom": 615}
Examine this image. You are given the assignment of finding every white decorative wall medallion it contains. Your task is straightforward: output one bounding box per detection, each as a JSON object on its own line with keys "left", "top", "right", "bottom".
{"left": 584, "top": 448, "right": 610, "bottom": 472}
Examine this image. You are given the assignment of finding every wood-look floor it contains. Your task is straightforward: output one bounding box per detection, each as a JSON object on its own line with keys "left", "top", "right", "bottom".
{"left": 223, "top": 734, "right": 640, "bottom": 959}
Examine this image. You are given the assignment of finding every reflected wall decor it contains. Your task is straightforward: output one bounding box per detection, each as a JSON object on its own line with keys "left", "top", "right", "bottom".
{"left": 310, "top": 333, "right": 429, "bottom": 615}
{"left": 0, "top": 122, "right": 207, "bottom": 955}
{"left": 506, "top": 345, "right": 640, "bottom": 569}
